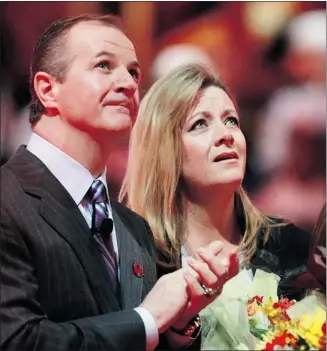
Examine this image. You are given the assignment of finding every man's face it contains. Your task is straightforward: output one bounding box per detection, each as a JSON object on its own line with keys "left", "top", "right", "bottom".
{"left": 56, "top": 21, "right": 140, "bottom": 138}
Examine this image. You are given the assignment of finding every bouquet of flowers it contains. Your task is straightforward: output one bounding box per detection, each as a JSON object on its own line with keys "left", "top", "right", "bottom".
{"left": 200, "top": 269, "right": 326, "bottom": 351}
{"left": 249, "top": 293, "right": 326, "bottom": 350}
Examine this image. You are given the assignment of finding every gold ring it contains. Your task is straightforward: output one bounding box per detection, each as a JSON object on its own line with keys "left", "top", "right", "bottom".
{"left": 200, "top": 283, "right": 221, "bottom": 298}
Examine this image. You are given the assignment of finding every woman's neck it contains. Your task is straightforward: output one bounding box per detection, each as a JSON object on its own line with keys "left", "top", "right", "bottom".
{"left": 183, "top": 189, "right": 241, "bottom": 256}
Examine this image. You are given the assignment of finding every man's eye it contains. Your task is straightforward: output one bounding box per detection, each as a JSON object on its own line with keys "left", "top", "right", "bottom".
{"left": 97, "top": 61, "right": 111, "bottom": 70}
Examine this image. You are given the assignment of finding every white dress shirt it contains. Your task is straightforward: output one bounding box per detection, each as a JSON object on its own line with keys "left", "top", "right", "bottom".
{"left": 27, "top": 133, "right": 158, "bottom": 350}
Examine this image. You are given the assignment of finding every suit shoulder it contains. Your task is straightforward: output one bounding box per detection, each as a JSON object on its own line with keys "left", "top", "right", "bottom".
{"left": 263, "top": 220, "right": 311, "bottom": 262}
{"left": 0, "top": 162, "right": 21, "bottom": 194}
{"left": 257, "top": 218, "right": 311, "bottom": 253}
{"left": 272, "top": 221, "right": 311, "bottom": 246}
{"left": 1, "top": 160, "right": 12, "bottom": 178}
{"left": 110, "top": 199, "right": 155, "bottom": 246}
{"left": 110, "top": 199, "right": 146, "bottom": 224}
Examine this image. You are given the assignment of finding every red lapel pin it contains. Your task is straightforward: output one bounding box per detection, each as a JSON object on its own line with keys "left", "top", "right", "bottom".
{"left": 132, "top": 263, "right": 144, "bottom": 278}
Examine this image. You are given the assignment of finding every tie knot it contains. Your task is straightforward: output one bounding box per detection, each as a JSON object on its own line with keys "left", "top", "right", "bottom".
{"left": 88, "top": 180, "right": 108, "bottom": 204}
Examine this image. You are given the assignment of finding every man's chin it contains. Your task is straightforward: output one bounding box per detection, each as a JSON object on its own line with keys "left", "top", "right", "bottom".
{"left": 104, "top": 126, "right": 132, "bottom": 136}
{"left": 101, "top": 113, "right": 134, "bottom": 131}
{"left": 87, "top": 123, "right": 131, "bottom": 142}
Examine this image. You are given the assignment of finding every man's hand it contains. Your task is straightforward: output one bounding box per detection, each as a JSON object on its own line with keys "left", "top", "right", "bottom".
{"left": 172, "top": 240, "right": 239, "bottom": 330}
{"left": 140, "top": 269, "right": 189, "bottom": 334}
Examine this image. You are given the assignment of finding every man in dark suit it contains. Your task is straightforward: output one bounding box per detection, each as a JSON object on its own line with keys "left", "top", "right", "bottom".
{"left": 1, "top": 14, "right": 231, "bottom": 351}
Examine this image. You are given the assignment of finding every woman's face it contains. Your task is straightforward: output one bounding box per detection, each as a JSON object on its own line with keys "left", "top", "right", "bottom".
{"left": 181, "top": 85, "right": 246, "bottom": 192}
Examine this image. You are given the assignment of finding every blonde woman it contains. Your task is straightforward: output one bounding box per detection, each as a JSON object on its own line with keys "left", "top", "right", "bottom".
{"left": 120, "top": 63, "right": 311, "bottom": 302}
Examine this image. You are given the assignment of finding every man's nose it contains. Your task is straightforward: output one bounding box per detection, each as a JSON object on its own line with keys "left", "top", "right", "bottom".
{"left": 113, "top": 67, "right": 138, "bottom": 98}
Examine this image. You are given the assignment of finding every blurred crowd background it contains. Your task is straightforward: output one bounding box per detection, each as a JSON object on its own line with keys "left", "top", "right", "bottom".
{"left": 1, "top": 1, "right": 326, "bottom": 232}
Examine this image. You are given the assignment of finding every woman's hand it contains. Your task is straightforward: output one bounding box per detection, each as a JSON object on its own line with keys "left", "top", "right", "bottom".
{"left": 171, "top": 240, "right": 239, "bottom": 330}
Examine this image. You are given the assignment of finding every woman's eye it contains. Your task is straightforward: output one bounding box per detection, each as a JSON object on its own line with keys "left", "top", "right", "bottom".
{"left": 129, "top": 68, "right": 140, "bottom": 82}
{"left": 190, "top": 119, "right": 208, "bottom": 131}
{"left": 225, "top": 116, "right": 240, "bottom": 127}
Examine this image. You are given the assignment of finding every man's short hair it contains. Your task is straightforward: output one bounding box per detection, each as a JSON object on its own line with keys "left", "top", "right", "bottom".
{"left": 29, "top": 14, "right": 124, "bottom": 125}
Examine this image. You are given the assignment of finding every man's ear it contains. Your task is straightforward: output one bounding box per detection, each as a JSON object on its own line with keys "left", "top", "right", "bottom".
{"left": 33, "top": 72, "right": 60, "bottom": 114}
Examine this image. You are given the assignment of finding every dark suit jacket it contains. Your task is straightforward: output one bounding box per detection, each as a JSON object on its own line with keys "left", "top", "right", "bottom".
{"left": 1, "top": 147, "right": 158, "bottom": 350}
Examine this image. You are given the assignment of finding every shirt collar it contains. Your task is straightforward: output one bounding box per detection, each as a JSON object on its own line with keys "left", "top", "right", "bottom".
{"left": 26, "top": 133, "right": 109, "bottom": 205}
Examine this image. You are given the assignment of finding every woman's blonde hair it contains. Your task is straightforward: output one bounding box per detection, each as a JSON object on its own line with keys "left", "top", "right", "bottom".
{"left": 120, "top": 63, "right": 284, "bottom": 266}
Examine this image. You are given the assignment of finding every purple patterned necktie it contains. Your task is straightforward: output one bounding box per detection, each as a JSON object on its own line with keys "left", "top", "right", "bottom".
{"left": 88, "top": 180, "right": 118, "bottom": 292}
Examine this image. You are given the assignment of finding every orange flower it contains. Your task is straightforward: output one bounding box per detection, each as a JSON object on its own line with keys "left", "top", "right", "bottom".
{"left": 247, "top": 300, "right": 257, "bottom": 317}
{"left": 247, "top": 295, "right": 264, "bottom": 317}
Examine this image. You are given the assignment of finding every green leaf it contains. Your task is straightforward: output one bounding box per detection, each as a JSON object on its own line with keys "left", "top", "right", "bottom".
{"left": 250, "top": 327, "right": 268, "bottom": 341}
{"left": 249, "top": 318, "right": 257, "bottom": 328}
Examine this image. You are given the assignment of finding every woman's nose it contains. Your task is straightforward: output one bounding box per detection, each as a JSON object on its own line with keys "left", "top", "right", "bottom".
{"left": 213, "top": 125, "right": 235, "bottom": 147}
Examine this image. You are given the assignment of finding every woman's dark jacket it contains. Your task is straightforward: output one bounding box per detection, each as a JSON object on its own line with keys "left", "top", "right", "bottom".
{"left": 156, "top": 221, "right": 311, "bottom": 350}
{"left": 157, "top": 221, "right": 311, "bottom": 301}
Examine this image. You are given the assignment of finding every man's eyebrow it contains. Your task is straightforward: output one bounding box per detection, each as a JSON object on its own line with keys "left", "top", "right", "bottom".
{"left": 95, "top": 50, "right": 116, "bottom": 58}
{"left": 94, "top": 51, "right": 141, "bottom": 69}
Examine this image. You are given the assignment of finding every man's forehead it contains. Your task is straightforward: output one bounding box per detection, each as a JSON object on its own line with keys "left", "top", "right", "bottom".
{"left": 102, "top": 39, "right": 135, "bottom": 52}
{"left": 68, "top": 21, "right": 136, "bottom": 54}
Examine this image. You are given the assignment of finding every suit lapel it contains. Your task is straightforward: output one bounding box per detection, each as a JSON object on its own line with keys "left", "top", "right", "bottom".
{"left": 11, "top": 146, "right": 120, "bottom": 312}
{"left": 112, "top": 208, "right": 143, "bottom": 309}
{"left": 39, "top": 195, "right": 121, "bottom": 312}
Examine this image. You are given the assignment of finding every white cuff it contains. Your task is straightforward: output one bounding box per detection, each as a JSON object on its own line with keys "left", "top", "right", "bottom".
{"left": 134, "top": 307, "right": 159, "bottom": 350}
